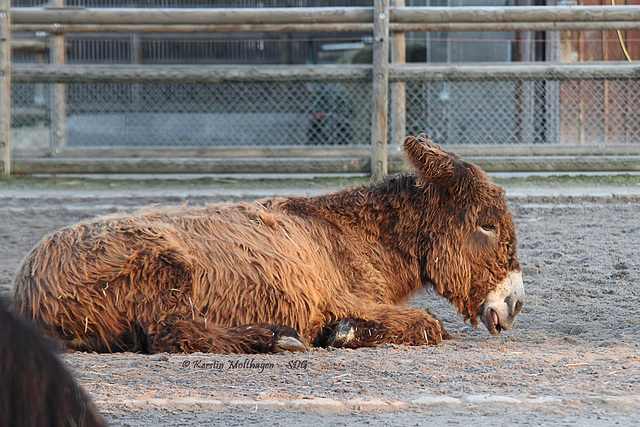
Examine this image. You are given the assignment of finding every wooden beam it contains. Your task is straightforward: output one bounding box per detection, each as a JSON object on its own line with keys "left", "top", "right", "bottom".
{"left": 14, "top": 144, "right": 640, "bottom": 161}
{"left": 11, "top": 39, "right": 47, "bottom": 52}
{"left": 390, "top": 21, "right": 640, "bottom": 32}
{"left": 389, "top": 62, "right": 640, "bottom": 82}
{"left": 12, "top": 146, "right": 371, "bottom": 159}
{"left": 12, "top": 64, "right": 372, "bottom": 84}
{"left": 12, "top": 156, "right": 372, "bottom": 175}
{"left": 12, "top": 23, "right": 373, "bottom": 34}
{"left": 12, "top": 6, "right": 640, "bottom": 25}
{"left": 0, "top": 0, "right": 10, "bottom": 175}
{"left": 15, "top": 21, "right": 640, "bottom": 34}
{"left": 371, "top": 0, "right": 389, "bottom": 183}
{"left": 391, "top": 6, "right": 640, "bottom": 23}
{"left": 11, "top": 6, "right": 640, "bottom": 34}
{"left": 49, "top": 0, "right": 66, "bottom": 150}
{"left": 12, "top": 62, "right": 639, "bottom": 85}
{"left": 11, "top": 7, "right": 373, "bottom": 25}
{"left": 11, "top": 150, "right": 640, "bottom": 175}
{"left": 391, "top": 0, "right": 406, "bottom": 149}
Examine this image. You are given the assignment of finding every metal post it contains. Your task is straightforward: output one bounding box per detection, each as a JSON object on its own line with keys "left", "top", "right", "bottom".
{"left": 50, "top": 0, "right": 67, "bottom": 149}
{"left": 371, "top": 0, "right": 389, "bottom": 183}
{"left": 391, "top": 0, "right": 406, "bottom": 148}
{"left": 0, "top": 0, "right": 10, "bottom": 175}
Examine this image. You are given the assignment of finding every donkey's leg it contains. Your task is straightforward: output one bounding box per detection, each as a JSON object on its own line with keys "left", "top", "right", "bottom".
{"left": 327, "top": 305, "right": 449, "bottom": 348}
{"left": 148, "top": 320, "right": 309, "bottom": 354}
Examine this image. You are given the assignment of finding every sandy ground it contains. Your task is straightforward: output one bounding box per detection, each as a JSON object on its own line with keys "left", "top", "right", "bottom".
{"left": 1, "top": 179, "right": 640, "bottom": 426}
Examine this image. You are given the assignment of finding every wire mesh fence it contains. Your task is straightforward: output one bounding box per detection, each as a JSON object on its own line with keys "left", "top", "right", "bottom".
{"left": 11, "top": 79, "right": 372, "bottom": 149}
{"left": 403, "top": 77, "right": 640, "bottom": 148}
{"left": 12, "top": 71, "right": 640, "bottom": 151}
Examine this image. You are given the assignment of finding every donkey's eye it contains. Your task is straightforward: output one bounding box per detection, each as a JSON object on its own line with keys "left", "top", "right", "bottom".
{"left": 481, "top": 224, "right": 496, "bottom": 233}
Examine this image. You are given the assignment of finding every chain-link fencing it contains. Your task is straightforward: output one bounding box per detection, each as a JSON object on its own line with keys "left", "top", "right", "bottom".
{"left": 12, "top": 69, "right": 640, "bottom": 150}
{"left": 402, "top": 73, "right": 640, "bottom": 148}
{"left": 12, "top": 80, "right": 372, "bottom": 149}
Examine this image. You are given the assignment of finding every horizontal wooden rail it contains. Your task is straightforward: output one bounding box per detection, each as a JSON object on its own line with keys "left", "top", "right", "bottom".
{"left": 391, "top": 6, "right": 640, "bottom": 23}
{"left": 17, "top": 156, "right": 640, "bottom": 175}
{"left": 391, "top": 5, "right": 640, "bottom": 31}
{"left": 11, "top": 23, "right": 373, "bottom": 34}
{"left": 14, "top": 144, "right": 640, "bottom": 160}
{"left": 11, "top": 64, "right": 371, "bottom": 83}
{"left": 12, "top": 158, "right": 370, "bottom": 175}
{"left": 14, "top": 5, "right": 640, "bottom": 24}
{"left": 11, "top": 39, "right": 47, "bottom": 51}
{"left": 13, "top": 147, "right": 369, "bottom": 159}
{"left": 11, "top": 7, "right": 373, "bottom": 25}
{"left": 390, "top": 21, "right": 640, "bottom": 31}
{"left": 14, "top": 21, "right": 640, "bottom": 34}
{"left": 12, "top": 145, "right": 640, "bottom": 175}
{"left": 389, "top": 62, "right": 640, "bottom": 82}
{"left": 11, "top": 62, "right": 640, "bottom": 84}
{"left": 11, "top": 6, "right": 640, "bottom": 34}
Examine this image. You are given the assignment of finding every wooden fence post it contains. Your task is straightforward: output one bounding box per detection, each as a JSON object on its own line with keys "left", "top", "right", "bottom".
{"left": 50, "top": 0, "right": 67, "bottom": 149}
{"left": 0, "top": 0, "right": 9, "bottom": 175}
{"left": 371, "top": 0, "right": 389, "bottom": 183}
{"left": 391, "top": 0, "right": 406, "bottom": 148}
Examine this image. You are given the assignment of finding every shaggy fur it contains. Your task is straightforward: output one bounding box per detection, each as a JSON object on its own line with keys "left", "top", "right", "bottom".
{"left": 0, "top": 299, "right": 105, "bottom": 427}
{"left": 12, "top": 135, "right": 520, "bottom": 353}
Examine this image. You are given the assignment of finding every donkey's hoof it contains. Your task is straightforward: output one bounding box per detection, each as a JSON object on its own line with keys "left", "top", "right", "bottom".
{"left": 275, "top": 336, "right": 308, "bottom": 353}
{"left": 328, "top": 319, "right": 355, "bottom": 348}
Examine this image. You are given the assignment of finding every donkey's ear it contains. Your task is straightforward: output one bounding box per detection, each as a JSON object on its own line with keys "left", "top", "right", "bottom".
{"left": 403, "top": 134, "right": 457, "bottom": 184}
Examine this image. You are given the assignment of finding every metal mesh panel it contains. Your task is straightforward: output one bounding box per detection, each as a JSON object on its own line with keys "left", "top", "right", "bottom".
{"left": 12, "top": 73, "right": 640, "bottom": 152}
{"left": 554, "top": 79, "right": 640, "bottom": 146}
{"left": 402, "top": 76, "right": 640, "bottom": 149}
{"left": 63, "top": 35, "right": 352, "bottom": 66}
{"left": 11, "top": 80, "right": 371, "bottom": 148}
{"left": 404, "top": 80, "right": 521, "bottom": 145}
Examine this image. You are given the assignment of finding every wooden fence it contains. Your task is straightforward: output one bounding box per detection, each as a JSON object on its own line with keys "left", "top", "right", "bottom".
{"left": 2, "top": 1, "right": 640, "bottom": 178}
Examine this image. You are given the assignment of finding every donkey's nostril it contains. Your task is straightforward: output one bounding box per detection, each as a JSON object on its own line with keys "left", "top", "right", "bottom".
{"left": 505, "top": 295, "right": 523, "bottom": 317}
{"left": 514, "top": 299, "right": 524, "bottom": 315}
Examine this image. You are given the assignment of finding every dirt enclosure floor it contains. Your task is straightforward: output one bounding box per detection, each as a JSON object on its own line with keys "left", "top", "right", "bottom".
{"left": 1, "top": 177, "right": 640, "bottom": 426}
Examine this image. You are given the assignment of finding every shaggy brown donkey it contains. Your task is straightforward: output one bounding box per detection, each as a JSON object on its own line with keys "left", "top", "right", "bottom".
{"left": 12, "top": 135, "right": 524, "bottom": 354}
{"left": 0, "top": 300, "right": 105, "bottom": 427}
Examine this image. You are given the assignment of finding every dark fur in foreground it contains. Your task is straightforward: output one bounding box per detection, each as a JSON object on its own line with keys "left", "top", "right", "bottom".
{"left": 0, "top": 300, "right": 105, "bottom": 427}
{"left": 12, "top": 135, "right": 520, "bottom": 354}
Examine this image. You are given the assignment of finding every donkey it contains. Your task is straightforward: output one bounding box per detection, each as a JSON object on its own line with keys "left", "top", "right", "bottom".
{"left": 12, "top": 135, "right": 524, "bottom": 353}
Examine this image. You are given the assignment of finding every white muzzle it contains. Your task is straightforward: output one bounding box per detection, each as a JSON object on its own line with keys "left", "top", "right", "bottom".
{"left": 480, "top": 270, "right": 525, "bottom": 336}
